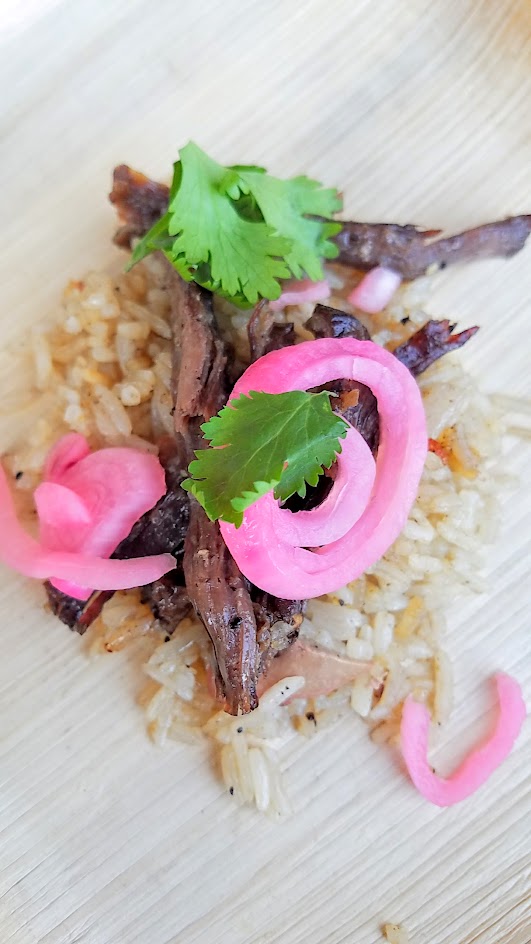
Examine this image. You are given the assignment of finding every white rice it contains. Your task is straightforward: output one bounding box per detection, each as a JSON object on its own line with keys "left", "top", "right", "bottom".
{"left": 2, "top": 256, "right": 511, "bottom": 815}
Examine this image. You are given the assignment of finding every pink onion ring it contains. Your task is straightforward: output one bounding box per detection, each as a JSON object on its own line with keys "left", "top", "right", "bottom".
{"left": 348, "top": 267, "right": 402, "bottom": 313}
{"left": 401, "top": 674, "right": 526, "bottom": 806}
{"left": 0, "top": 463, "right": 175, "bottom": 592}
{"left": 0, "top": 434, "right": 175, "bottom": 599}
{"left": 270, "top": 426, "right": 376, "bottom": 546}
{"left": 269, "top": 279, "right": 330, "bottom": 311}
{"left": 219, "top": 338, "right": 427, "bottom": 599}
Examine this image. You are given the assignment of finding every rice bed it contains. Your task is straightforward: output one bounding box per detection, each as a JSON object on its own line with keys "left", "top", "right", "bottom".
{"left": 3, "top": 256, "right": 506, "bottom": 815}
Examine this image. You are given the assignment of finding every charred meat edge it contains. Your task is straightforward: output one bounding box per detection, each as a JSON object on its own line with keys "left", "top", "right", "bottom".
{"left": 333, "top": 217, "right": 531, "bottom": 280}
{"left": 166, "top": 271, "right": 303, "bottom": 713}
{"left": 109, "top": 165, "right": 531, "bottom": 279}
{"left": 306, "top": 305, "right": 478, "bottom": 460}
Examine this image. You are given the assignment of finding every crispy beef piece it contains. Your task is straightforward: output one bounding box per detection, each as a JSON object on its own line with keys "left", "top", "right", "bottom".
{"left": 110, "top": 165, "right": 531, "bottom": 279}
{"left": 140, "top": 574, "right": 190, "bottom": 628}
{"left": 167, "top": 275, "right": 228, "bottom": 435}
{"left": 305, "top": 304, "right": 370, "bottom": 341}
{"left": 119, "top": 436, "right": 190, "bottom": 559}
{"left": 247, "top": 300, "right": 297, "bottom": 361}
{"left": 306, "top": 304, "right": 380, "bottom": 454}
{"left": 307, "top": 306, "right": 479, "bottom": 460}
{"left": 45, "top": 582, "right": 114, "bottom": 634}
{"left": 184, "top": 502, "right": 259, "bottom": 714}
{"left": 331, "top": 381, "right": 380, "bottom": 453}
{"left": 393, "top": 319, "right": 479, "bottom": 376}
{"left": 163, "top": 269, "right": 262, "bottom": 714}
{"left": 122, "top": 435, "right": 191, "bottom": 631}
{"left": 166, "top": 274, "right": 305, "bottom": 712}
{"left": 333, "top": 216, "right": 531, "bottom": 280}
{"left": 110, "top": 165, "right": 531, "bottom": 280}
{"left": 109, "top": 165, "right": 170, "bottom": 249}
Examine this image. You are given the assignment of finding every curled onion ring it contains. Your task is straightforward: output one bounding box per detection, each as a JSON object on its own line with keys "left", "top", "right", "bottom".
{"left": 401, "top": 674, "right": 526, "bottom": 806}
{"left": 219, "top": 337, "right": 427, "bottom": 599}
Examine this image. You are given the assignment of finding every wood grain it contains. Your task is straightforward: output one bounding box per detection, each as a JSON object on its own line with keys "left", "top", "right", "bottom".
{"left": 0, "top": 1, "right": 530, "bottom": 942}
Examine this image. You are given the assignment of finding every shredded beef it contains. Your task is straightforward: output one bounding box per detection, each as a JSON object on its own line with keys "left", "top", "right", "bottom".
{"left": 306, "top": 307, "right": 479, "bottom": 460}
{"left": 247, "top": 300, "right": 297, "bottom": 361}
{"left": 333, "top": 216, "right": 531, "bottom": 280}
{"left": 109, "top": 165, "right": 531, "bottom": 281}
{"left": 305, "top": 304, "right": 370, "bottom": 341}
{"left": 305, "top": 304, "right": 380, "bottom": 454}
{"left": 45, "top": 582, "right": 114, "bottom": 634}
{"left": 183, "top": 502, "right": 259, "bottom": 714}
{"left": 48, "top": 168, "right": 486, "bottom": 697}
{"left": 392, "top": 319, "right": 479, "bottom": 375}
{"left": 109, "top": 165, "right": 169, "bottom": 249}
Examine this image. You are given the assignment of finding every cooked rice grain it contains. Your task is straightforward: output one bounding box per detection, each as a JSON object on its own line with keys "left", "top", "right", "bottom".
{"left": 3, "top": 256, "right": 508, "bottom": 814}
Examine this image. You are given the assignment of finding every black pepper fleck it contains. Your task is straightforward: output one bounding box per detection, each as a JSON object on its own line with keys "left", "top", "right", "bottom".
{"left": 400, "top": 316, "right": 410, "bottom": 325}
{"left": 15, "top": 471, "right": 23, "bottom": 480}
{"left": 237, "top": 726, "right": 243, "bottom": 734}
{"left": 229, "top": 786, "right": 234, "bottom": 795}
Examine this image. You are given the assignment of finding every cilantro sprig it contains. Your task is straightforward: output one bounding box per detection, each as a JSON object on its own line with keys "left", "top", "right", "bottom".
{"left": 182, "top": 390, "right": 349, "bottom": 527}
{"left": 128, "top": 142, "right": 342, "bottom": 307}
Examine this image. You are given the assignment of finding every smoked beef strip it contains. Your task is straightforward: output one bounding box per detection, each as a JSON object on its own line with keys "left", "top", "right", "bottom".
{"left": 109, "top": 165, "right": 531, "bottom": 276}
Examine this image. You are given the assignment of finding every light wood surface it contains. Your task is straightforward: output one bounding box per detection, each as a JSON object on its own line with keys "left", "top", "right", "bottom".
{"left": 1, "top": 2, "right": 530, "bottom": 942}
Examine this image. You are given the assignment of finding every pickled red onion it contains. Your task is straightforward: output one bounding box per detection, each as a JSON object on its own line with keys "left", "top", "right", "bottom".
{"left": 269, "top": 279, "right": 330, "bottom": 311}
{"left": 0, "top": 435, "right": 175, "bottom": 599}
{"left": 401, "top": 674, "right": 526, "bottom": 806}
{"left": 219, "top": 337, "right": 427, "bottom": 599}
{"left": 347, "top": 267, "right": 402, "bottom": 313}
{"left": 272, "top": 426, "right": 375, "bottom": 547}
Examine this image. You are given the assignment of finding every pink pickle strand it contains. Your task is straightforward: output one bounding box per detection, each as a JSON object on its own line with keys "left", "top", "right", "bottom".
{"left": 270, "top": 426, "right": 376, "bottom": 547}
{"left": 43, "top": 432, "right": 90, "bottom": 480}
{"left": 401, "top": 674, "right": 526, "bottom": 807}
{"left": 269, "top": 279, "right": 330, "bottom": 312}
{"left": 347, "top": 267, "right": 402, "bottom": 314}
{"left": 39, "top": 434, "right": 169, "bottom": 598}
{"left": 0, "top": 451, "right": 175, "bottom": 600}
{"left": 219, "top": 337, "right": 427, "bottom": 599}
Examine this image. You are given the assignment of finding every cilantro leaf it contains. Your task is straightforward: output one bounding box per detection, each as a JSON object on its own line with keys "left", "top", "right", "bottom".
{"left": 128, "top": 142, "right": 343, "bottom": 307}
{"left": 235, "top": 170, "right": 342, "bottom": 280}
{"left": 182, "top": 390, "right": 348, "bottom": 527}
{"left": 166, "top": 143, "right": 292, "bottom": 304}
{"left": 127, "top": 212, "right": 174, "bottom": 270}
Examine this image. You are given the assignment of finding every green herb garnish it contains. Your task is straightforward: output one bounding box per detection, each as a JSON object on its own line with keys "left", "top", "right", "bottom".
{"left": 182, "top": 390, "right": 349, "bottom": 526}
{"left": 128, "top": 142, "right": 342, "bottom": 307}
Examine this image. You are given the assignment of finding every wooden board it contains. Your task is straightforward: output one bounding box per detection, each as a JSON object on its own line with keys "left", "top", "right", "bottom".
{"left": 0, "top": 1, "right": 530, "bottom": 942}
